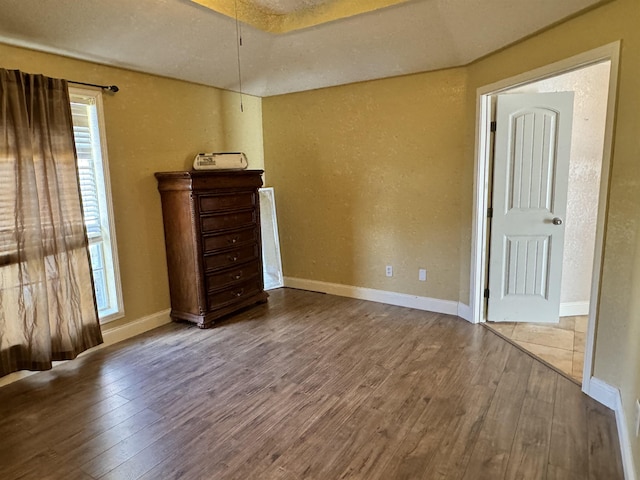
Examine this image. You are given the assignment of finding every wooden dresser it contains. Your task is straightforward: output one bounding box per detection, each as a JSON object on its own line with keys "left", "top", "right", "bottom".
{"left": 155, "top": 170, "right": 268, "bottom": 328}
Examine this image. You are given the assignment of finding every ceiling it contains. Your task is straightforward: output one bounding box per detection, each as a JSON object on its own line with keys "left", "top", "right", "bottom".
{"left": 252, "top": 0, "right": 334, "bottom": 14}
{"left": 191, "top": 0, "right": 411, "bottom": 32}
{"left": 0, "top": 0, "right": 605, "bottom": 97}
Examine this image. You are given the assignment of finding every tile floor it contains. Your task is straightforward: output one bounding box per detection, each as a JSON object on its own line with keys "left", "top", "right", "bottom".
{"left": 486, "top": 316, "right": 587, "bottom": 383}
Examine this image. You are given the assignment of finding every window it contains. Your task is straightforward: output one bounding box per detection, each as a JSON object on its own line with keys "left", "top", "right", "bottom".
{"left": 70, "top": 87, "right": 123, "bottom": 323}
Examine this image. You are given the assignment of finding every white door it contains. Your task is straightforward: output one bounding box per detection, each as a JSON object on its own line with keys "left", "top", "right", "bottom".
{"left": 487, "top": 92, "right": 574, "bottom": 323}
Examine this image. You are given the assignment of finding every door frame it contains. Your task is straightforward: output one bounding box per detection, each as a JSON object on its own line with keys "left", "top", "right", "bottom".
{"left": 469, "top": 41, "right": 620, "bottom": 394}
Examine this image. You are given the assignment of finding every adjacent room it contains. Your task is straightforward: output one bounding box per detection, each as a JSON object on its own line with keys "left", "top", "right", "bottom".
{"left": 0, "top": 0, "right": 639, "bottom": 478}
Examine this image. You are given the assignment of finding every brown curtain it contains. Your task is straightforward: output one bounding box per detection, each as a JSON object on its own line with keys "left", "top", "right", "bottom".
{"left": 0, "top": 69, "right": 103, "bottom": 377}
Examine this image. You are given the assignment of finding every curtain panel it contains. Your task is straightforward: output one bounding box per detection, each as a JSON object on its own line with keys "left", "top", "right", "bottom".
{"left": 0, "top": 69, "right": 102, "bottom": 378}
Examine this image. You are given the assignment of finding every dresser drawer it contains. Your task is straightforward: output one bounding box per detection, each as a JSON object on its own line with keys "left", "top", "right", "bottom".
{"left": 201, "top": 209, "right": 256, "bottom": 233}
{"left": 206, "top": 260, "right": 260, "bottom": 292}
{"left": 202, "top": 228, "right": 257, "bottom": 253}
{"left": 199, "top": 192, "right": 255, "bottom": 213}
{"left": 208, "top": 277, "right": 262, "bottom": 310}
{"left": 202, "top": 244, "right": 258, "bottom": 271}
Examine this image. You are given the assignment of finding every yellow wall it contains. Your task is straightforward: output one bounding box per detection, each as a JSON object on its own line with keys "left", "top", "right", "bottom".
{"left": 0, "top": 42, "right": 264, "bottom": 331}
{"left": 465, "top": 0, "right": 640, "bottom": 470}
{"left": 260, "top": 4, "right": 635, "bottom": 311}
{"left": 263, "top": 68, "right": 467, "bottom": 301}
{"left": 3, "top": 0, "right": 640, "bottom": 471}
{"left": 263, "top": 0, "right": 640, "bottom": 471}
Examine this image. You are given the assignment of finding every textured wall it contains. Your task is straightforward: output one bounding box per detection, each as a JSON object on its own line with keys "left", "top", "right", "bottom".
{"left": 0, "top": 42, "right": 264, "bottom": 330}
{"left": 3, "top": 0, "right": 639, "bottom": 472}
{"left": 220, "top": 92, "right": 265, "bottom": 171}
{"left": 508, "top": 62, "right": 610, "bottom": 306}
{"left": 464, "top": 0, "right": 640, "bottom": 472}
{"left": 263, "top": 68, "right": 467, "bottom": 301}
{"left": 265, "top": 0, "right": 639, "bottom": 470}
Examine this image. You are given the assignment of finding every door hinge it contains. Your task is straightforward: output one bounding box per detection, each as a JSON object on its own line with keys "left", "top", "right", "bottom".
{"left": 487, "top": 207, "right": 493, "bottom": 218}
{"left": 484, "top": 288, "right": 490, "bottom": 299}
{"left": 490, "top": 121, "right": 497, "bottom": 132}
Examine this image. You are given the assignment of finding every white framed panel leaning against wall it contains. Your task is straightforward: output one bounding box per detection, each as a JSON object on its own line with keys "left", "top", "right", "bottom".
{"left": 259, "top": 187, "right": 284, "bottom": 291}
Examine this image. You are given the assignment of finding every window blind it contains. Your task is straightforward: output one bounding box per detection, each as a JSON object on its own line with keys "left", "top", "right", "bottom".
{"left": 0, "top": 159, "right": 17, "bottom": 262}
{"left": 71, "top": 99, "right": 102, "bottom": 240}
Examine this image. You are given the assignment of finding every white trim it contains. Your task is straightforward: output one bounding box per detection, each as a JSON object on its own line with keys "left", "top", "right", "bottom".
{"left": 457, "top": 302, "right": 473, "bottom": 323}
{"left": 284, "top": 277, "right": 459, "bottom": 316}
{"left": 100, "top": 308, "right": 172, "bottom": 346}
{"left": 469, "top": 83, "right": 493, "bottom": 326}
{"left": 0, "top": 309, "right": 172, "bottom": 389}
{"left": 92, "top": 88, "right": 124, "bottom": 323}
{"left": 69, "top": 86, "right": 124, "bottom": 324}
{"left": 586, "top": 377, "right": 637, "bottom": 480}
{"left": 559, "top": 301, "right": 590, "bottom": 317}
{"left": 0, "top": 370, "right": 38, "bottom": 388}
{"left": 469, "top": 42, "right": 621, "bottom": 398}
{"left": 581, "top": 42, "right": 621, "bottom": 395}
{"left": 588, "top": 376, "right": 619, "bottom": 409}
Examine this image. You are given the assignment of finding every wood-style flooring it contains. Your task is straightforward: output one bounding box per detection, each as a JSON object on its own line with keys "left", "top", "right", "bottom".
{"left": 0, "top": 288, "right": 623, "bottom": 479}
{"left": 486, "top": 316, "right": 588, "bottom": 383}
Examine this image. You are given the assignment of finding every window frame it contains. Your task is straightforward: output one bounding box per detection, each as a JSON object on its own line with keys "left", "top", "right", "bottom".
{"left": 69, "top": 86, "right": 124, "bottom": 324}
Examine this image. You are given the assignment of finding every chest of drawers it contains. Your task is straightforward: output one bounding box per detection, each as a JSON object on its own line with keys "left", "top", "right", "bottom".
{"left": 155, "top": 170, "right": 268, "bottom": 328}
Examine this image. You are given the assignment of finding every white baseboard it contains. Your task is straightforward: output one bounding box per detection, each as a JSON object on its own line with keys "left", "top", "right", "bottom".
{"left": 559, "top": 301, "right": 590, "bottom": 317}
{"left": 0, "top": 309, "right": 172, "bottom": 389}
{"left": 587, "top": 377, "right": 637, "bottom": 480}
{"left": 101, "top": 308, "right": 172, "bottom": 347}
{"left": 588, "top": 377, "right": 619, "bottom": 410}
{"left": 457, "top": 303, "right": 473, "bottom": 323}
{"left": 0, "top": 370, "right": 37, "bottom": 388}
{"left": 284, "top": 277, "right": 459, "bottom": 316}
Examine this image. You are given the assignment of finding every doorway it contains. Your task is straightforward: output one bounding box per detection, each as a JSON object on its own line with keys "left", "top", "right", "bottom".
{"left": 469, "top": 43, "right": 620, "bottom": 392}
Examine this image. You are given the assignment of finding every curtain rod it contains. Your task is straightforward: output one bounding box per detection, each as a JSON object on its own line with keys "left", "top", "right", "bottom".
{"left": 69, "top": 80, "right": 119, "bottom": 93}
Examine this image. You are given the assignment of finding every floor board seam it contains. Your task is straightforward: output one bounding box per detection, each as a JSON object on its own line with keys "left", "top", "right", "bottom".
{"left": 481, "top": 323, "right": 581, "bottom": 386}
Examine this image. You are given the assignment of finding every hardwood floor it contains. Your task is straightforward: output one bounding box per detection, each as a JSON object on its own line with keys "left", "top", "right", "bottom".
{"left": 486, "top": 316, "right": 587, "bottom": 383}
{"left": 0, "top": 288, "right": 623, "bottom": 479}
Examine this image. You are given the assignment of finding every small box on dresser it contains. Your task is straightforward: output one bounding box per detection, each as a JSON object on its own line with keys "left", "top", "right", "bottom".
{"left": 155, "top": 170, "right": 268, "bottom": 328}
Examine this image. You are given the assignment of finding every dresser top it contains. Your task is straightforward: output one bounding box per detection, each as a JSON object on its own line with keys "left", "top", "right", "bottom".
{"left": 155, "top": 170, "right": 264, "bottom": 191}
{"left": 155, "top": 169, "right": 264, "bottom": 179}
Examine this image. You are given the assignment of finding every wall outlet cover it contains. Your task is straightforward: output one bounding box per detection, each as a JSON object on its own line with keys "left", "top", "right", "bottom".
{"left": 386, "top": 265, "right": 393, "bottom": 277}
{"left": 419, "top": 269, "right": 427, "bottom": 281}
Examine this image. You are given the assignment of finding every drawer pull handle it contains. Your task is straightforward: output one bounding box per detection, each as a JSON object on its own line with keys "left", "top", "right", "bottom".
{"left": 228, "top": 236, "right": 239, "bottom": 244}
{"left": 234, "top": 288, "right": 244, "bottom": 297}
{"left": 232, "top": 272, "right": 243, "bottom": 280}
{"left": 227, "top": 254, "right": 239, "bottom": 262}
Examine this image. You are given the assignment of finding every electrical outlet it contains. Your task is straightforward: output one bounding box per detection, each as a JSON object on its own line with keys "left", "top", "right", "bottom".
{"left": 419, "top": 269, "right": 427, "bottom": 282}
{"left": 635, "top": 399, "right": 640, "bottom": 437}
{"left": 386, "top": 265, "right": 393, "bottom": 277}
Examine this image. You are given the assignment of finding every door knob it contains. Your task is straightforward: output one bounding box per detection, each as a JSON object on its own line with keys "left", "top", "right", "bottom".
{"left": 552, "top": 217, "right": 563, "bottom": 225}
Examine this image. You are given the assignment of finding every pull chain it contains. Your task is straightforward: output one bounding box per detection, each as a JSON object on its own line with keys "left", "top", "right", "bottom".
{"left": 234, "top": 0, "right": 244, "bottom": 112}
